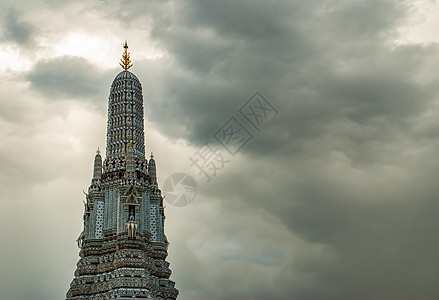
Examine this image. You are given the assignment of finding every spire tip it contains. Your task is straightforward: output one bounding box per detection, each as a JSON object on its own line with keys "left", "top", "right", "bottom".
{"left": 120, "top": 41, "right": 133, "bottom": 71}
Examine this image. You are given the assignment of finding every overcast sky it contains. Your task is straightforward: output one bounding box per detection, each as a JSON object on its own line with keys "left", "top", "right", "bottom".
{"left": 2, "top": 1, "right": 439, "bottom": 300}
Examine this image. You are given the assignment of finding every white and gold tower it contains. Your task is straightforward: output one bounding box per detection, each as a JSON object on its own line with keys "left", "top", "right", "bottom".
{"left": 66, "top": 42, "right": 178, "bottom": 300}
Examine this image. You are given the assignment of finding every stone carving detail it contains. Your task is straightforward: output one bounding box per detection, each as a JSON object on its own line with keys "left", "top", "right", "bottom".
{"left": 95, "top": 201, "right": 104, "bottom": 239}
{"left": 150, "top": 203, "right": 159, "bottom": 242}
{"left": 76, "top": 231, "right": 85, "bottom": 248}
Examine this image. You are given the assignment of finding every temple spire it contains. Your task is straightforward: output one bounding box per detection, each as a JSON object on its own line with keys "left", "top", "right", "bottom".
{"left": 148, "top": 152, "right": 157, "bottom": 186}
{"left": 67, "top": 49, "right": 178, "bottom": 300}
{"left": 120, "top": 41, "right": 133, "bottom": 71}
{"left": 107, "top": 45, "right": 145, "bottom": 159}
{"left": 92, "top": 149, "right": 102, "bottom": 181}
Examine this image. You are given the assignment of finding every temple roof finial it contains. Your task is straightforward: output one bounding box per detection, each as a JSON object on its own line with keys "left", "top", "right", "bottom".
{"left": 96, "top": 147, "right": 101, "bottom": 154}
{"left": 120, "top": 41, "right": 133, "bottom": 71}
{"left": 150, "top": 152, "right": 154, "bottom": 159}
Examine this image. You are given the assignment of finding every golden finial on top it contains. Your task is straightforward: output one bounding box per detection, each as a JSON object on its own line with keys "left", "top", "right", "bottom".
{"left": 120, "top": 41, "right": 133, "bottom": 71}
{"left": 97, "top": 147, "right": 101, "bottom": 154}
{"left": 150, "top": 152, "right": 154, "bottom": 159}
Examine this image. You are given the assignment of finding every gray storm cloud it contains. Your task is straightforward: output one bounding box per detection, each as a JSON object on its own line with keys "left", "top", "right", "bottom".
{"left": 1, "top": 1, "right": 439, "bottom": 300}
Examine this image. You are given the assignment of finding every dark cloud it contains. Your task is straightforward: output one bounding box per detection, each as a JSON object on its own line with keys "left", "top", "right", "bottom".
{"left": 193, "top": 143, "right": 439, "bottom": 299}
{"left": 116, "top": 0, "right": 439, "bottom": 299}
{"left": 1, "top": 8, "right": 35, "bottom": 45}
{"left": 26, "top": 56, "right": 115, "bottom": 105}
{"left": 128, "top": 0, "right": 439, "bottom": 166}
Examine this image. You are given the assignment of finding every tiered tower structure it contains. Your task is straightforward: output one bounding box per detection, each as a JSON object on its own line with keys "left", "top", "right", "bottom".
{"left": 66, "top": 42, "right": 178, "bottom": 300}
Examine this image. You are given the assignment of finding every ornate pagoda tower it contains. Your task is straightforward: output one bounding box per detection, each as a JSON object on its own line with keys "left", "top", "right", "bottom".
{"left": 66, "top": 42, "right": 179, "bottom": 300}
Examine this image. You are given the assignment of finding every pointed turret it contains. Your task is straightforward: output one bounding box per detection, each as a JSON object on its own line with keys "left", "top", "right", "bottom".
{"left": 92, "top": 148, "right": 102, "bottom": 182}
{"left": 148, "top": 152, "right": 157, "bottom": 185}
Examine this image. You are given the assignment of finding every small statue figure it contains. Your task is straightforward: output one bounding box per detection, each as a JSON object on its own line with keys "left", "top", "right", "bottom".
{"left": 126, "top": 215, "right": 138, "bottom": 239}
